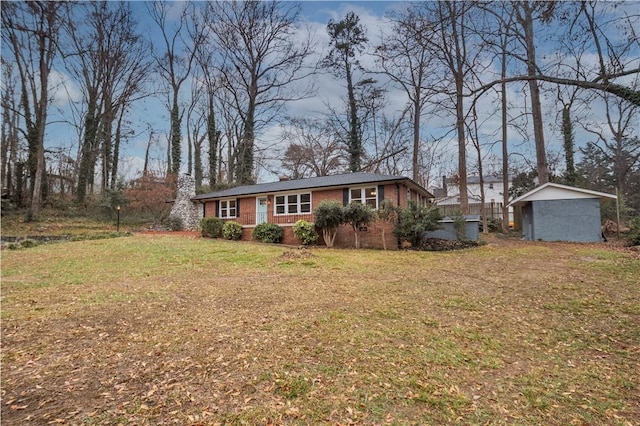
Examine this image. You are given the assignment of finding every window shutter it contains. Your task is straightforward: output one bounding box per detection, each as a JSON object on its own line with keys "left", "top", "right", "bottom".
{"left": 343, "top": 188, "right": 349, "bottom": 206}
{"left": 215, "top": 200, "right": 219, "bottom": 217}
{"left": 236, "top": 198, "right": 240, "bottom": 216}
{"left": 377, "top": 185, "right": 384, "bottom": 204}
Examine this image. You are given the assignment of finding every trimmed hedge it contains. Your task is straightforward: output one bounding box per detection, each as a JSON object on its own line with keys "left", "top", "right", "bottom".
{"left": 252, "top": 223, "right": 284, "bottom": 243}
{"left": 293, "top": 220, "right": 319, "bottom": 245}
{"left": 222, "top": 221, "right": 243, "bottom": 240}
{"left": 200, "top": 217, "right": 223, "bottom": 238}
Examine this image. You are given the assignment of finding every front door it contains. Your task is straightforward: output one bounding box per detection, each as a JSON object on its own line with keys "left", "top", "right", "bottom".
{"left": 256, "top": 197, "right": 268, "bottom": 224}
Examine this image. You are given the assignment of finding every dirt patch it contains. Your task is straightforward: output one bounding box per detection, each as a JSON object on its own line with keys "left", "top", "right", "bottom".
{"left": 279, "top": 249, "right": 315, "bottom": 260}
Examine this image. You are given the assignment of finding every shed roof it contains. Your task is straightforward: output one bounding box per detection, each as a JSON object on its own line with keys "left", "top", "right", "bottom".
{"left": 193, "top": 172, "right": 433, "bottom": 201}
{"left": 507, "top": 182, "right": 617, "bottom": 208}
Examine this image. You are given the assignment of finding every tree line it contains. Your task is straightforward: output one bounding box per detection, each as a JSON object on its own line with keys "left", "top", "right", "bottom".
{"left": 1, "top": 1, "right": 638, "bottom": 224}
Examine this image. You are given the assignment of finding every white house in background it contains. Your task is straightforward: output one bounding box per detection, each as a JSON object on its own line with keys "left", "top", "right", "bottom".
{"left": 431, "top": 175, "right": 512, "bottom": 206}
{"left": 430, "top": 175, "right": 514, "bottom": 225}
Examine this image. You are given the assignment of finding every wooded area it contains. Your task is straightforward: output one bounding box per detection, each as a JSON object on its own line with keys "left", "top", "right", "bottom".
{"left": 1, "top": 1, "right": 638, "bottom": 223}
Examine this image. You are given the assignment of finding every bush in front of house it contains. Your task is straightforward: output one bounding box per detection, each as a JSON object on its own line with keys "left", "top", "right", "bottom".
{"left": 165, "top": 215, "right": 184, "bottom": 231}
{"left": 314, "top": 200, "right": 345, "bottom": 248}
{"left": 200, "top": 217, "right": 223, "bottom": 238}
{"left": 343, "top": 202, "right": 374, "bottom": 249}
{"left": 222, "top": 221, "right": 243, "bottom": 240}
{"left": 252, "top": 222, "right": 284, "bottom": 243}
{"left": 293, "top": 220, "right": 319, "bottom": 245}
{"left": 393, "top": 201, "right": 442, "bottom": 247}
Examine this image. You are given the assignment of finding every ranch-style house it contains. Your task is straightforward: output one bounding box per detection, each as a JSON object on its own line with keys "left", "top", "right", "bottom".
{"left": 192, "top": 172, "right": 434, "bottom": 248}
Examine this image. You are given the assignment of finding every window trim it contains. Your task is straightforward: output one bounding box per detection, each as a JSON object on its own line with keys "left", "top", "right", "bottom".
{"left": 219, "top": 198, "right": 237, "bottom": 219}
{"left": 349, "top": 186, "right": 378, "bottom": 209}
{"left": 273, "top": 192, "right": 312, "bottom": 215}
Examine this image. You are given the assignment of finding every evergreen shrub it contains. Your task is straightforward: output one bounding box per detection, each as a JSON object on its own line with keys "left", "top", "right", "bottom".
{"left": 201, "top": 217, "right": 223, "bottom": 238}
{"left": 293, "top": 220, "right": 319, "bottom": 245}
{"left": 222, "top": 221, "right": 243, "bottom": 240}
{"left": 252, "top": 223, "right": 284, "bottom": 243}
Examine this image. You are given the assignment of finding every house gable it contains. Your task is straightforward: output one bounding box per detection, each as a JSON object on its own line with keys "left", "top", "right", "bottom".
{"left": 508, "top": 182, "right": 616, "bottom": 207}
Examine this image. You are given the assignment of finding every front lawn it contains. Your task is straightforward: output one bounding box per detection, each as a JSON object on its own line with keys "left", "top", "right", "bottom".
{"left": 1, "top": 235, "right": 638, "bottom": 425}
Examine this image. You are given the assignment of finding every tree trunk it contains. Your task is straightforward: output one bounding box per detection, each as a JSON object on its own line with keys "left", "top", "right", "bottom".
{"left": 346, "top": 60, "right": 361, "bottom": 172}
{"left": 520, "top": 2, "right": 548, "bottom": 184}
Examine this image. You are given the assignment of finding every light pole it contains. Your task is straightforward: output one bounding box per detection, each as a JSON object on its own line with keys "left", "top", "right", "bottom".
{"left": 116, "top": 205, "right": 120, "bottom": 232}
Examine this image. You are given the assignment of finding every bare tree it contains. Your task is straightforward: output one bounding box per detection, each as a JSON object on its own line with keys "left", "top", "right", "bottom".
{"left": 149, "top": 1, "right": 206, "bottom": 176}
{"left": 583, "top": 92, "right": 640, "bottom": 198}
{"left": 66, "top": 1, "right": 152, "bottom": 202}
{"left": 416, "top": 1, "right": 481, "bottom": 214}
{"left": 280, "top": 117, "right": 345, "bottom": 178}
{"left": 1, "top": 1, "right": 65, "bottom": 220}
{"left": 375, "top": 6, "right": 435, "bottom": 182}
{"left": 476, "top": 2, "right": 640, "bottom": 107}
{"left": 207, "top": 1, "right": 314, "bottom": 184}
{"left": 0, "top": 58, "right": 21, "bottom": 203}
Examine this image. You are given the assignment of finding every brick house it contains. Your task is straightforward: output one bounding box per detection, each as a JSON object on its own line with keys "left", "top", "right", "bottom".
{"left": 192, "top": 172, "right": 434, "bottom": 249}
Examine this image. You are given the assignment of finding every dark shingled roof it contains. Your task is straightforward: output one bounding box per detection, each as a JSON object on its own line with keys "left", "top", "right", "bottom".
{"left": 193, "top": 172, "right": 433, "bottom": 201}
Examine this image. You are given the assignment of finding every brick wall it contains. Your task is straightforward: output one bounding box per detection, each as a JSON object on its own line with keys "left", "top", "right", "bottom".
{"left": 200, "top": 182, "right": 416, "bottom": 249}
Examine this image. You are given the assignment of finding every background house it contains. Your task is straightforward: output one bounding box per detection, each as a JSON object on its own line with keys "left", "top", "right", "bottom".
{"left": 193, "top": 172, "right": 434, "bottom": 248}
{"left": 508, "top": 182, "right": 617, "bottom": 242}
{"left": 431, "top": 175, "right": 513, "bottom": 224}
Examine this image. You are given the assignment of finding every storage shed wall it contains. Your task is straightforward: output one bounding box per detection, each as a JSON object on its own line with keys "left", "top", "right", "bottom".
{"left": 531, "top": 198, "right": 603, "bottom": 242}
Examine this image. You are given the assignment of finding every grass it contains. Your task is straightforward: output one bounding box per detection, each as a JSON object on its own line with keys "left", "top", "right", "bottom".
{"left": 1, "top": 233, "right": 639, "bottom": 425}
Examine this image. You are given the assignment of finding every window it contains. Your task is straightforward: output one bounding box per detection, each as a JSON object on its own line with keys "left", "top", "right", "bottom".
{"left": 219, "top": 199, "right": 236, "bottom": 218}
{"left": 350, "top": 186, "right": 377, "bottom": 208}
{"left": 274, "top": 193, "right": 311, "bottom": 215}
{"left": 489, "top": 183, "right": 494, "bottom": 190}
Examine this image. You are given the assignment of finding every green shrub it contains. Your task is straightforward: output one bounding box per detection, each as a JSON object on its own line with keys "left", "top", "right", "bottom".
{"left": 314, "top": 200, "right": 344, "bottom": 248}
{"left": 200, "top": 217, "right": 223, "bottom": 238}
{"left": 343, "top": 202, "right": 374, "bottom": 248}
{"left": 252, "top": 222, "right": 284, "bottom": 243}
{"left": 393, "top": 201, "right": 442, "bottom": 247}
{"left": 486, "top": 217, "right": 501, "bottom": 232}
{"left": 626, "top": 216, "right": 640, "bottom": 246}
{"left": 165, "top": 215, "right": 184, "bottom": 231}
{"left": 293, "top": 220, "right": 319, "bottom": 245}
{"left": 451, "top": 211, "right": 467, "bottom": 241}
{"left": 20, "top": 239, "right": 38, "bottom": 249}
{"left": 222, "top": 221, "right": 243, "bottom": 240}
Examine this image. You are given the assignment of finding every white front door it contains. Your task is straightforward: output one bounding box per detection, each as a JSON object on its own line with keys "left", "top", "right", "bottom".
{"left": 256, "top": 197, "right": 268, "bottom": 224}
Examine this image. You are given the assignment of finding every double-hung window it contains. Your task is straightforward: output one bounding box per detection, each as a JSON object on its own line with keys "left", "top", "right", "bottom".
{"left": 274, "top": 193, "right": 311, "bottom": 215}
{"left": 350, "top": 187, "right": 378, "bottom": 208}
{"left": 219, "top": 199, "right": 236, "bottom": 218}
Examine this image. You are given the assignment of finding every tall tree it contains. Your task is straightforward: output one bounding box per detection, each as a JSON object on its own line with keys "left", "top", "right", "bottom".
{"left": 149, "top": 1, "right": 205, "bottom": 176}
{"left": 322, "top": 11, "right": 368, "bottom": 173}
{"left": 476, "top": 2, "right": 640, "bottom": 107}
{"left": 583, "top": 92, "right": 640, "bottom": 201}
{"left": 416, "top": 1, "right": 478, "bottom": 214}
{"left": 375, "top": 6, "right": 434, "bottom": 182}
{"left": 67, "top": 1, "right": 151, "bottom": 202}
{"left": 0, "top": 58, "right": 20, "bottom": 203}
{"left": 207, "top": 1, "right": 314, "bottom": 184}
{"left": 512, "top": 1, "right": 556, "bottom": 185}
{"left": 1, "top": 1, "right": 65, "bottom": 220}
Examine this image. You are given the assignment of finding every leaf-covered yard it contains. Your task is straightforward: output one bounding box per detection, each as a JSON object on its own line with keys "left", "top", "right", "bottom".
{"left": 1, "top": 234, "right": 639, "bottom": 425}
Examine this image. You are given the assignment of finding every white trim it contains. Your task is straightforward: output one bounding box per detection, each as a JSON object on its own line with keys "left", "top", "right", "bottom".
{"left": 273, "top": 191, "right": 312, "bottom": 215}
{"left": 349, "top": 186, "right": 378, "bottom": 209}
{"left": 219, "top": 198, "right": 237, "bottom": 219}
{"left": 508, "top": 182, "right": 617, "bottom": 207}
